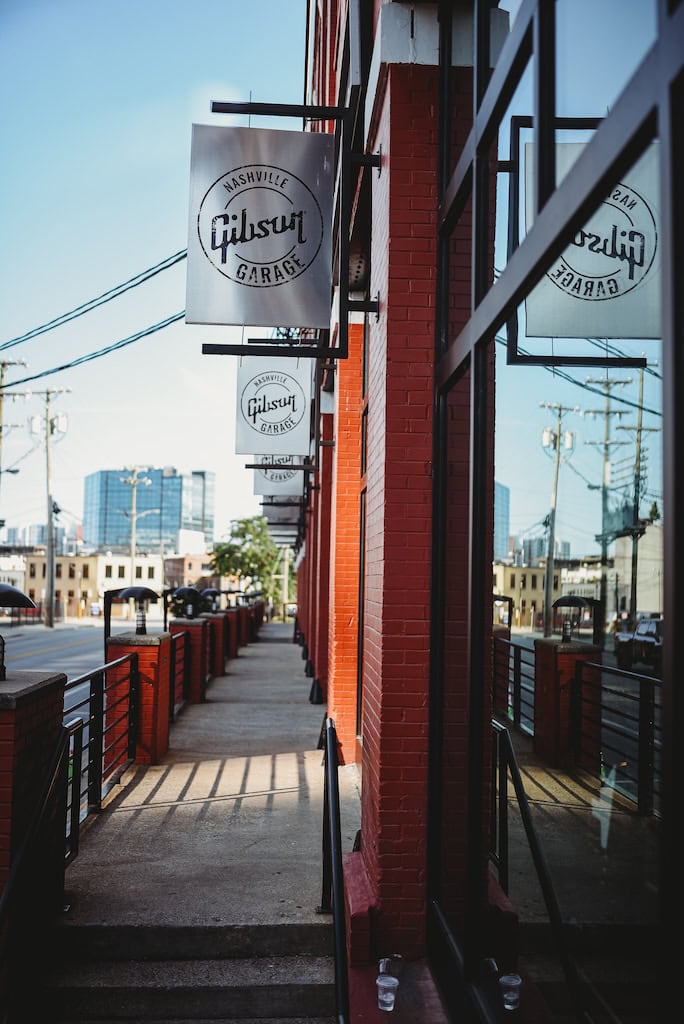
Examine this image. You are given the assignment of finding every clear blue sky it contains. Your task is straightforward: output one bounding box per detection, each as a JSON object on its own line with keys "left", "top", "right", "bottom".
{"left": 0, "top": 0, "right": 307, "bottom": 540}
{"left": 0, "top": 0, "right": 663, "bottom": 557}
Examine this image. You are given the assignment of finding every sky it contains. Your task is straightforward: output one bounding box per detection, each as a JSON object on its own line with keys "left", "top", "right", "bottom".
{"left": 0, "top": 0, "right": 307, "bottom": 542}
{"left": 0, "top": 0, "right": 664, "bottom": 558}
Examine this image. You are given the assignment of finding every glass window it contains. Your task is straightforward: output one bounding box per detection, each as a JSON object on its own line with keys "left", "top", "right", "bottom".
{"left": 118, "top": 565, "right": 125, "bottom": 579}
{"left": 105, "top": 565, "right": 112, "bottom": 578}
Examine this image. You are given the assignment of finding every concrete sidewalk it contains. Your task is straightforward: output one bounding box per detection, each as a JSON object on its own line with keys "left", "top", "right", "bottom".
{"left": 62, "top": 621, "right": 361, "bottom": 931}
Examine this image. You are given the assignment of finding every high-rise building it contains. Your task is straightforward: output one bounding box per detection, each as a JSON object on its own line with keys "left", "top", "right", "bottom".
{"left": 493, "top": 482, "right": 510, "bottom": 562}
{"left": 82, "top": 466, "right": 215, "bottom": 553}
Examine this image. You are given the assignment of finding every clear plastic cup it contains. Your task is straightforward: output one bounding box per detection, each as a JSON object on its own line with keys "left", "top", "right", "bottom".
{"left": 376, "top": 972, "right": 400, "bottom": 1011}
{"left": 499, "top": 972, "right": 522, "bottom": 1011}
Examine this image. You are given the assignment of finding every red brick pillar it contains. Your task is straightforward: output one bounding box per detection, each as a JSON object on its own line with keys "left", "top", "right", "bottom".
{"left": 0, "top": 671, "right": 66, "bottom": 894}
{"left": 533, "top": 638, "right": 602, "bottom": 768}
{"left": 225, "top": 609, "right": 239, "bottom": 660}
{"left": 351, "top": 63, "right": 438, "bottom": 960}
{"left": 168, "top": 618, "right": 209, "bottom": 703}
{"left": 201, "top": 613, "right": 228, "bottom": 676}
{"left": 327, "top": 319, "right": 364, "bottom": 759}
{"left": 106, "top": 633, "right": 171, "bottom": 765}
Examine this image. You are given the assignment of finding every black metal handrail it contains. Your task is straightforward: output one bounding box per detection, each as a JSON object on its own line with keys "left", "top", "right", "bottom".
{"left": 490, "top": 721, "right": 591, "bottom": 1024}
{"left": 319, "top": 716, "right": 350, "bottom": 1024}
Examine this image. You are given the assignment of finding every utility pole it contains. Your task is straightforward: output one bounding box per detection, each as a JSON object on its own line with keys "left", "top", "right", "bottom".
{"left": 33, "top": 388, "right": 70, "bottom": 628}
{"left": 121, "top": 468, "right": 151, "bottom": 584}
{"left": 584, "top": 377, "right": 630, "bottom": 648}
{"left": 540, "top": 403, "right": 578, "bottom": 638}
{"left": 617, "top": 367, "right": 660, "bottom": 621}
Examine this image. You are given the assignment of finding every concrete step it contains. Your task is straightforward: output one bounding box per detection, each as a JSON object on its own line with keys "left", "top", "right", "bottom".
{"left": 53, "top": 922, "right": 335, "bottom": 962}
{"left": 41, "top": 955, "right": 336, "bottom": 1021}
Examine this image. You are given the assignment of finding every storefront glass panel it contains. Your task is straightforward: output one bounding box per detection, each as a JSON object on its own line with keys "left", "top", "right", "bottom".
{"left": 492, "top": 143, "right": 662, "bottom": 1020}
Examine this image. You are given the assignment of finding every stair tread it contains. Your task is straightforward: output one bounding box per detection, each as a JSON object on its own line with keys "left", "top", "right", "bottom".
{"left": 48, "top": 955, "right": 335, "bottom": 988}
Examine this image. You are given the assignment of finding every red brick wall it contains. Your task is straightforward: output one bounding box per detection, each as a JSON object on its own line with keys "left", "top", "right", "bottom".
{"left": 360, "top": 63, "right": 438, "bottom": 958}
{"left": 0, "top": 680, "right": 65, "bottom": 889}
{"left": 327, "top": 319, "right": 364, "bottom": 759}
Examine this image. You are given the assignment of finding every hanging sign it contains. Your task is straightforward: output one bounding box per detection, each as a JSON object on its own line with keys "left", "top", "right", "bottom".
{"left": 253, "top": 455, "right": 305, "bottom": 496}
{"left": 235, "top": 357, "right": 312, "bottom": 455}
{"left": 186, "top": 125, "right": 334, "bottom": 328}
{"left": 524, "top": 143, "right": 660, "bottom": 339}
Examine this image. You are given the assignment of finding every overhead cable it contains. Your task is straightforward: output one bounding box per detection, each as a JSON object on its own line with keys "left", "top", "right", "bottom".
{"left": 8, "top": 312, "right": 185, "bottom": 386}
{"left": 0, "top": 249, "right": 188, "bottom": 351}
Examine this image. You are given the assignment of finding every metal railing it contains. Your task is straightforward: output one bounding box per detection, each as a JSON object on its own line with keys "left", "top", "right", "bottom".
{"left": 319, "top": 716, "right": 350, "bottom": 1024}
{"left": 492, "top": 634, "right": 661, "bottom": 812}
{"left": 492, "top": 634, "right": 535, "bottom": 734}
{"left": 571, "top": 659, "right": 661, "bottom": 815}
{"left": 489, "top": 721, "right": 592, "bottom": 1024}
{"left": 63, "top": 653, "right": 140, "bottom": 820}
{"left": 169, "top": 629, "right": 190, "bottom": 721}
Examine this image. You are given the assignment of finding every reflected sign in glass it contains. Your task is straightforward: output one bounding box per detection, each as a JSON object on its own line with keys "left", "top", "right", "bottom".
{"left": 186, "top": 125, "right": 334, "bottom": 328}
{"left": 524, "top": 143, "right": 660, "bottom": 339}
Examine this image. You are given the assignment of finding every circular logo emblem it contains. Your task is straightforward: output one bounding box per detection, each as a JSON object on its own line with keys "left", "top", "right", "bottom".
{"left": 241, "top": 370, "right": 306, "bottom": 437}
{"left": 258, "top": 454, "right": 298, "bottom": 484}
{"left": 546, "top": 182, "right": 658, "bottom": 302}
{"left": 197, "top": 163, "right": 324, "bottom": 288}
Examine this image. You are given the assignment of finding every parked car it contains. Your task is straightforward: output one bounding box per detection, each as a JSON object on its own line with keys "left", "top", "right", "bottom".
{"left": 614, "top": 615, "right": 663, "bottom": 674}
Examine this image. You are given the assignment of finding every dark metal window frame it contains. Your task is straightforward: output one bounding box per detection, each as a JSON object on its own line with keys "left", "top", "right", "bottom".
{"left": 428, "top": 0, "right": 683, "bottom": 1003}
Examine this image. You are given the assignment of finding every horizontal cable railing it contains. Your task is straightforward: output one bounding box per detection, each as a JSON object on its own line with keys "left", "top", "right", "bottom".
{"left": 169, "top": 629, "right": 189, "bottom": 721}
{"left": 63, "top": 653, "right": 139, "bottom": 821}
{"left": 571, "top": 659, "right": 661, "bottom": 816}
{"left": 492, "top": 634, "right": 535, "bottom": 733}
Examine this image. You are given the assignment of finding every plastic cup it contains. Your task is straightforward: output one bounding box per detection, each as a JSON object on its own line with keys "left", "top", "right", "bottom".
{"left": 499, "top": 973, "right": 522, "bottom": 1011}
{"left": 376, "top": 973, "right": 400, "bottom": 1011}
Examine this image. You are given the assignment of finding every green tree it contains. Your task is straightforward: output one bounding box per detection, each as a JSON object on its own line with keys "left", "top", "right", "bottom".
{"left": 210, "top": 516, "right": 284, "bottom": 605}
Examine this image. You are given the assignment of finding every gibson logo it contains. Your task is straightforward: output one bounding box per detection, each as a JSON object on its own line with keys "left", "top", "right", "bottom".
{"left": 197, "top": 164, "right": 324, "bottom": 288}
{"left": 240, "top": 371, "right": 306, "bottom": 436}
{"left": 546, "top": 182, "right": 657, "bottom": 302}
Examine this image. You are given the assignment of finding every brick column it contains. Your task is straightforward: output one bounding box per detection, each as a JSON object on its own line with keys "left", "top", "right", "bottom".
{"left": 327, "top": 319, "right": 364, "bottom": 759}
{"left": 0, "top": 671, "right": 66, "bottom": 894}
{"left": 201, "top": 613, "right": 228, "bottom": 676}
{"left": 106, "top": 633, "right": 171, "bottom": 765}
{"left": 168, "top": 618, "right": 209, "bottom": 703}
{"left": 534, "top": 638, "right": 602, "bottom": 768}
{"left": 225, "top": 609, "right": 239, "bottom": 660}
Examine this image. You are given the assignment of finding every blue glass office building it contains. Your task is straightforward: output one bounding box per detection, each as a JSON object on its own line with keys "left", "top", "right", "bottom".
{"left": 493, "top": 481, "right": 510, "bottom": 562}
{"left": 83, "top": 467, "right": 215, "bottom": 552}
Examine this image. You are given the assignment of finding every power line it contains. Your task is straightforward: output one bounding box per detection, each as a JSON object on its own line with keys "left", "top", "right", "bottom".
{"left": 494, "top": 335, "right": 661, "bottom": 417}
{"left": 7, "top": 312, "right": 185, "bottom": 386}
{"left": 0, "top": 249, "right": 187, "bottom": 352}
